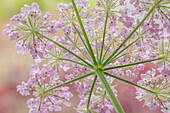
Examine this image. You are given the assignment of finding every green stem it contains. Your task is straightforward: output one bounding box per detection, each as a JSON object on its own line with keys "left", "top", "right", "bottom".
{"left": 95, "top": 38, "right": 99, "bottom": 64}
{"left": 59, "top": 58, "right": 91, "bottom": 69}
{"left": 71, "top": 0, "right": 97, "bottom": 65}
{"left": 36, "top": 32, "right": 94, "bottom": 69}
{"left": 108, "top": 53, "right": 127, "bottom": 64}
{"left": 33, "top": 33, "right": 37, "bottom": 52}
{"left": 100, "top": 11, "right": 109, "bottom": 64}
{"left": 137, "top": 0, "right": 152, "bottom": 5}
{"left": 105, "top": 37, "right": 140, "bottom": 66}
{"left": 102, "top": 40, "right": 114, "bottom": 63}
{"left": 160, "top": 9, "right": 170, "bottom": 22}
{"left": 35, "top": 73, "right": 41, "bottom": 87}
{"left": 44, "top": 71, "right": 95, "bottom": 93}
{"left": 102, "top": 5, "right": 156, "bottom": 67}
{"left": 72, "top": 23, "right": 91, "bottom": 58}
{"left": 65, "top": 34, "right": 93, "bottom": 64}
{"left": 87, "top": 75, "right": 97, "bottom": 110}
{"left": 26, "top": 13, "right": 33, "bottom": 28}
{"left": 162, "top": 38, "right": 164, "bottom": 54}
{"left": 96, "top": 70, "right": 124, "bottom": 113}
{"left": 104, "top": 72, "right": 155, "bottom": 94}
{"left": 157, "top": 96, "right": 168, "bottom": 110}
{"left": 104, "top": 57, "right": 162, "bottom": 70}
{"left": 158, "top": 0, "right": 164, "bottom": 4}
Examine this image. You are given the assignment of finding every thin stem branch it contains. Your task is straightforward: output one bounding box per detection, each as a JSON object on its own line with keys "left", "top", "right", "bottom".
{"left": 102, "top": 5, "right": 156, "bottom": 67}
{"left": 106, "top": 37, "right": 140, "bottom": 65}
{"left": 100, "top": 11, "right": 109, "bottom": 64}
{"left": 72, "top": 23, "right": 91, "bottom": 57}
{"left": 104, "top": 72, "right": 155, "bottom": 94}
{"left": 71, "top": 0, "right": 97, "bottom": 65}
{"left": 104, "top": 57, "right": 162, "bottom": 70}
{"left": 35, "top": 74, "right": 41, "bottom": 88}
{"left": 160, "top": 9, "right": 170, "bottom": 22}
{"left": 95, "top": 38, "right": 99, "bottom": 64}
{"left": 108, "top": 53, "right": 127, "bottom": 64}
{"left": 157, "top": 96, "right": 168, "bottom": 110}
{"left": 87, "top": 75, "right": 97, "bottom": 110}
{"left": 59, "top": 58, "right": 91, "bottom": 69}
{"left": 102, "top": 40, "right": 114, "bottom": 63}
{"left": 65, "top": 34, "right": 93, "bottom": 64}
{"left": 44, "top": 71, "right": 95, "bottom": 93}
{"left": 36, "top": 32, "right": 94, "bottom": 69}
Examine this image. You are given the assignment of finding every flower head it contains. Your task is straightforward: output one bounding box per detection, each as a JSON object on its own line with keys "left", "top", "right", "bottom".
{"left": 17, "top": 64, "right": 73, "bottom": 112}
{"left": 136, "top": 69, "right": 170, "bottom": 110}
{"left": 3, "top": 3, "right": 60, "bottom": 59}
{"left": 130, "top": 0, "right": 170, "bottom": 32}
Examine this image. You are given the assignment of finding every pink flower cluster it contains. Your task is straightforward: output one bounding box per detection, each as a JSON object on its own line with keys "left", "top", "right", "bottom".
{"left": 76, "top": 76, "right": 117, "bottom": 113}
{"left": 136, "top": 68, "right": 169, "bottom": 110}
{"left": 3, "top": 3, "right": 61, "bottom": 59}
{"left": 3, "top": 0, "right": 170, "bottom": 113}
{"left": 17, "top": 64, "right": 73, "bottom": 113}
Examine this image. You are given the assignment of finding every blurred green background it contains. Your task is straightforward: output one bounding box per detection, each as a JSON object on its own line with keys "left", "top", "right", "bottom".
{"left": 0, "top": 0, "right": 98, "bottom": 20}
{"left": 0, "top": 0, "right": 69, "bottom": 20}
{"left": 0, "top": 0, "right": 162, "bottom": 113}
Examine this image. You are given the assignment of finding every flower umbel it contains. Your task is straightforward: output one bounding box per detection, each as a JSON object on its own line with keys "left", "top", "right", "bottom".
{"left": 136, "top": 68, "right": 170, "bottom": 110}
{"left": 3, "top": 3, "right": 60, "bottom": 59}
{"left": 17, "top": 64, "right": 73, "bottom": 113}
{"left": 4, "top": 0, "right": 170, "bottom": 113}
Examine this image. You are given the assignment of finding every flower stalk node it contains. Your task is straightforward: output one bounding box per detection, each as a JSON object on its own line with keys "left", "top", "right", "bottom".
{"left": 94, "top": 65, "right": 104, "bottom": 72}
